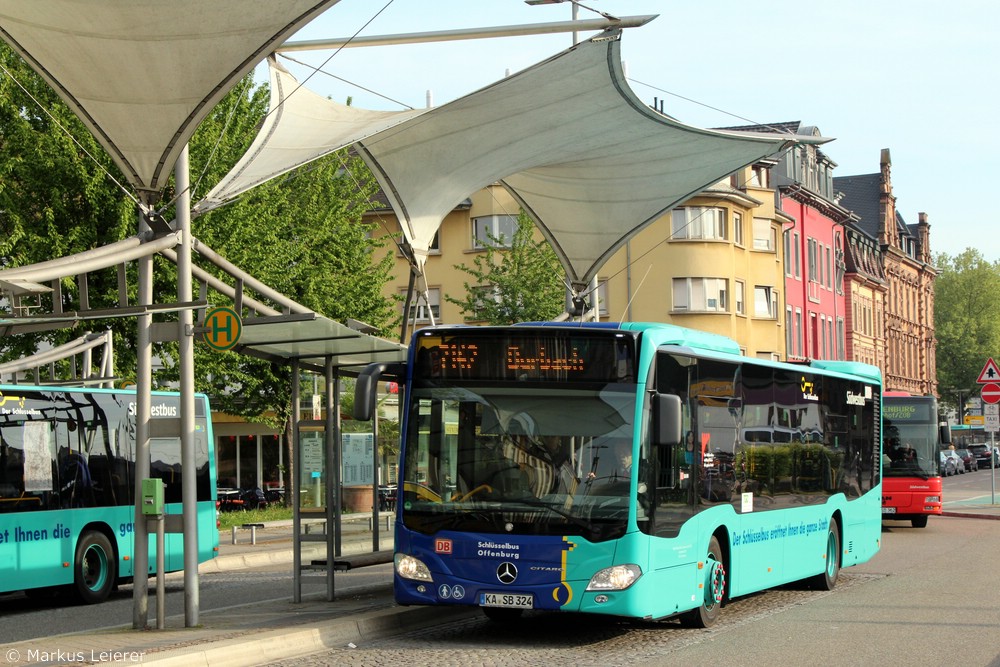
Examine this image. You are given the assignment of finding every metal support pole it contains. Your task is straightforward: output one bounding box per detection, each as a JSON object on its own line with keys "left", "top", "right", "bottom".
{"left": 992, "top": 430, "right": 997, "bottom": 505}
{"left": 132, "top": 205, "right": 152, "bottom": 630}
{"left": 278, "top": 15, "right": 656, "bottom": 52}
{"left": 292, "top": 360, "right": 302, "bottom": 603}
{"left": 155, "top": 515, "right": 165, "bottom": 630}
{"left": 325, "top": 357, "right": 336, "bottom": 601}
{"left": 176, "top": 145, "right": 199, "bottom": 626}
{"left": 332, "top": 374, "right": 343, "bottom": 558}
{"left": 372, "top": 400, "right": 380, "bottom": 553}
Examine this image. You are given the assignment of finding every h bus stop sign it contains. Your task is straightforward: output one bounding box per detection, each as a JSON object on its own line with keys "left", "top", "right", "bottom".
{"left": 203, "top": 307, "right": 242, "bottom": 351}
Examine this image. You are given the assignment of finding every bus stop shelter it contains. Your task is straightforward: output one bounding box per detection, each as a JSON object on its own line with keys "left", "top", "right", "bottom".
{"left": 220, "top": 312, "right": 407, "bottom": 602}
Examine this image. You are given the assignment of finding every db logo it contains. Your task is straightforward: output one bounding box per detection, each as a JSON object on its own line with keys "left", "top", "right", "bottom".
{"left": 435, "top": 538, "right": 453, "bottom": 554}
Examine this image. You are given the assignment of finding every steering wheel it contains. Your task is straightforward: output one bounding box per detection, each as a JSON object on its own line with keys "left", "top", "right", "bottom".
{"left": 453, "top": 484, "right": 494, "bottom": 502}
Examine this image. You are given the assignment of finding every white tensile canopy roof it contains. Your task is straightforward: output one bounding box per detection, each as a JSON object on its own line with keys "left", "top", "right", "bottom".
{"left": 0, "top": 0, "right": 341, "bottom": 200}
{"left": 195, "top": 56, "right": 428, "bottom": 215}
{"left": 198, "top": 30, "right": 824, "bottom": 290}
{"left": 0, "top": 4, "right": 827, "bottom": 295}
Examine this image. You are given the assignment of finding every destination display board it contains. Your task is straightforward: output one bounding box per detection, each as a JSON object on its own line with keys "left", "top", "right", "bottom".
{"left": 413, "top": 328, "right": 636, "bottom": 383}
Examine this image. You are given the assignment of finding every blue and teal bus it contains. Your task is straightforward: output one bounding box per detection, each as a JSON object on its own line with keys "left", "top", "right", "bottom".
{"left": 0, "top": 386, "right": 218, "bottom": 603}
{"left": 354, "top": 322, "right": 883, "bottom": 626}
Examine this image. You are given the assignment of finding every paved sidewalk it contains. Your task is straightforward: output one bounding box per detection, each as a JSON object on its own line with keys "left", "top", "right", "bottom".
{"left": 0, "top": 513, "right": 474, "bottom": 666}
{"left": 4, "top": 504, "right": 1000, "bottom": 666}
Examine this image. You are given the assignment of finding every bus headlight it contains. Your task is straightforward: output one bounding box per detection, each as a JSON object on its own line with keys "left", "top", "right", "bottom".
{"left": 586, "top": 564, "right": 642, "bottom": 591}
{"left": 924, "top": 495, "right": 940, "bottom": 503}
{"left": 394, "top": 553, "right": 433, "bottom": 582}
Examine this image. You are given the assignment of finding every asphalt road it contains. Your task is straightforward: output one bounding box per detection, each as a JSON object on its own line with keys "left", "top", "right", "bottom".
{"left": 2, "top": 473, "right": 998, "bottom": 666}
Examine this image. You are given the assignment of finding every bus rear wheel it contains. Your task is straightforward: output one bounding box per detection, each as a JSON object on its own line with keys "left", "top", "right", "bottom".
{"left": 680, "top": 535, "right": 725, "bottom": 628}
{"left": 809, "top": 522, "right": 841, "bottom": 591}
{"left": 911, "top": 515, "right": 928, "bottom": 528}
{"left": 74, "top": 530, "right": 117, "bottom": 604}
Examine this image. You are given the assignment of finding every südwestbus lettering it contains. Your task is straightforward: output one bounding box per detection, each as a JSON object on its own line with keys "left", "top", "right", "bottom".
{"left": 127, "top": 401, "right": 179, "bottom": 416}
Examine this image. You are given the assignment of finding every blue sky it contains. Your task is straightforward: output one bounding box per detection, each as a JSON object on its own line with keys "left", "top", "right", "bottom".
{"left": 274, "top": 0, "right": 996, "bottom": 261}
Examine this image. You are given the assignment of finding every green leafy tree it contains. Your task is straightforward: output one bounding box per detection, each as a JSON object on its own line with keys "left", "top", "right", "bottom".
{"left": 1, "top": 52, "right": 399, "bottom": 498}
{"left": 446, "top": 211, "right": 565, "bottom": 324}
{"left": 153, "top": 82, "right": 399, "bottom": 497}
{"left": 0, "top": 44, "right": 136, "bottom": 369}
{"left": 933, "top": 249, "right": 1000, "bottom": 413}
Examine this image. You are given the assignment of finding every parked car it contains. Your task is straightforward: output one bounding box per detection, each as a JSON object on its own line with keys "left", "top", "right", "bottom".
{"left": 942, "top": 449, "right": 965, "bottom": 474}
{"left": 968, "top": 444, "right": 997, "bottom": 469}
{"left": 939, "top": 451, "right": 958, "bottom": 476}
{"left": 955, "top": 448, "right": 978, "bottom": 472}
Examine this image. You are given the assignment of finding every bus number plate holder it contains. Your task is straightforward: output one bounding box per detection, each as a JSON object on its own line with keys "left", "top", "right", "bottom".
{"left": 479, "top": 592, "right": 533, "bottom": 609}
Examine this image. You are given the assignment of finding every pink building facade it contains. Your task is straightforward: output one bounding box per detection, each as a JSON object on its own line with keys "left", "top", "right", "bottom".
{"left": 781, "top": 191, "right": 849, "bottom": 361}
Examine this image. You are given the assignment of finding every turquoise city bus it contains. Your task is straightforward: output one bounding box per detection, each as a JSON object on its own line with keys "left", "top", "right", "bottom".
{"left": 0, "top": 386, "right": 218, "bottom": 603}
{"left": 355, "top": 322, "right": 883, "bottom": 626}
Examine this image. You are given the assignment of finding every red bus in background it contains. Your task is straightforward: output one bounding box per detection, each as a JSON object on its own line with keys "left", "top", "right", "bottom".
{"left": 881, "top": 392, "right": 950, "bottom": 528}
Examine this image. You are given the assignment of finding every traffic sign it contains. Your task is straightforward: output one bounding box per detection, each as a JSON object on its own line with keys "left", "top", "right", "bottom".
{"left": 203, "top": 306, "right": 242, "bottom": 351}
{"left": 982, "top": 383, "right": 1000, "bottom": 405}
{"left": 977, "top": 357, "right": 1000, "bottom": 384}
{"left": 986, "top": 404, "right": 1000, "bottom": 432}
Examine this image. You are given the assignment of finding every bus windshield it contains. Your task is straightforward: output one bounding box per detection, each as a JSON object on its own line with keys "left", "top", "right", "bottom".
{"left": 401, "top": 381, "right": 637, "bottom": 543}
{"left": 883, "top": 397, "right": 938, "bottom": 479}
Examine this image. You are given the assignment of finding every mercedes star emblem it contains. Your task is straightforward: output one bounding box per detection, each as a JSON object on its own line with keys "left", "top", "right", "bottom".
{"left": 496, "top": 562, "right": 518, "bottom": 584}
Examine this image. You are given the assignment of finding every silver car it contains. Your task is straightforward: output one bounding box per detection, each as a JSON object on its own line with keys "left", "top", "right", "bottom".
{"left": 939, "top": 451, "right": 959, "bottom": 476}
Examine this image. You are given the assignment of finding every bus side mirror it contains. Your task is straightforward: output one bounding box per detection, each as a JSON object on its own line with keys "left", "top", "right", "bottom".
{"left": 353, "top": 362, "right": 404, "bottom": 421}
{"left": 939, "top": 421, "right": 951, "bottom": 447}
{"left": 653, "top": 393, "right": 682, "bottom": 447}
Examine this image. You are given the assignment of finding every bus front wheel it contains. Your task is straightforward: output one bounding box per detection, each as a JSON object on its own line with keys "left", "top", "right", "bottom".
{"left": 911, "top": 515, "right": 928, "bottom": 528}
{"left": 74, "top": 530, "right": 117, "bottom": 604}
{"left": 680, "top": 535, "right": 725, "bottom": 628}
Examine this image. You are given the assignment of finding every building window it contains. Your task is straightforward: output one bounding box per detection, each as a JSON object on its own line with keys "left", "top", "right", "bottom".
{"left": 672, "top": 277, "right": 728, "bottom": 312}
{"left": 596, "top": 279, "right": 609, "bottom": 317}
{"left": 785, "top": 306, "right": 793, "bottom": 356}
{"left": 401, "top": 287, "right": 440, "bottom": 323}
{"left": 752, "top": 218, "right": 776, "bottom": 251}
{"left": 472, "top": 215, "right": 517, "bottom": 249}
{"left": 827, "top": 318, "right": 835, "bottom": 360}
{"left": 807, "top": 238, "right": 818, "bottom": 282}
{"left": 735, "top": 280, "right": 745, "bottom": 315}
{"left": 795, "top": 308, "right": 803, "bottom": 356}
{"left": 820, "top": 315, "right": 828, "bottom": 359}
{"left": 467, "top": 285, "right": 499, "bottom": 322}
{"left": 793, "top": 232, "right": 801, "bottom": 278}
{"left": 753, "top": 285, "right": 778, "bottom": 319}
{"left": 749, "top": 164, "right": 770, "bottom": 188}
{"left": 398, "top": 230, "right": 440, "bottom": 256}
{"left": 823, "top": 246, "right": 833, "bottom": 289}
{"left": 733, "top": 211, "right": 744, "bottom": 246}
{"left": 671, "top": 207, "right": 727, "bottom": 241}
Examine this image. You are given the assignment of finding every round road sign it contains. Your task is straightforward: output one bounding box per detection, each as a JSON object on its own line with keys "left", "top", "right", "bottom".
{"left": 982, "top": 383, "right": 1000, "bottom": 405}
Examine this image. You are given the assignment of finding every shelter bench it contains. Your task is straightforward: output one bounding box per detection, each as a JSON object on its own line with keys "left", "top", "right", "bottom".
{"left": 231, "top": 522, "right": 265, "bottom": 545}
{"left": 308, "top": 549, "right": 394, "bottom": 571}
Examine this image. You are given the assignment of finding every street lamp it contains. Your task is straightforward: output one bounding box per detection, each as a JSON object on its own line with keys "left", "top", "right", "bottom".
{"left": 525, "top": 0, "right": 582, "bottom": 45}
{"left": 949, "top": 388, "right": 972, "bottom": 426}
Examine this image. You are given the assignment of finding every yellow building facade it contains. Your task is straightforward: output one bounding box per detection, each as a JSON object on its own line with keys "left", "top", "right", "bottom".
{"left": 366, "top": 164, "right": 787, "bottom": 359}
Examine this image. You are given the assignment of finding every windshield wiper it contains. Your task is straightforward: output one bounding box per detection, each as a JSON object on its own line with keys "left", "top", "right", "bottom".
{"left": 414, "top": 504, "right": 507, "bottom": 532}
{"left": 503, "top": 497, "right": 597, "bottom": 533}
